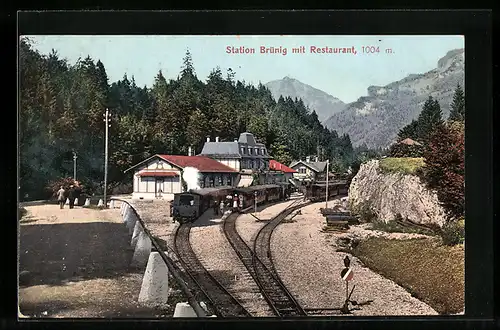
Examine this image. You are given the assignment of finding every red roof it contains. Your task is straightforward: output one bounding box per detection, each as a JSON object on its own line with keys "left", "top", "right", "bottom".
{"left": 137, "top": 171, "right": 179, "bottom": 177}
{"left": 158, "top": 155, "right": 238, "bottom": 173}
{"left": 269, "top": 160, "right": 297, "bottom": 173}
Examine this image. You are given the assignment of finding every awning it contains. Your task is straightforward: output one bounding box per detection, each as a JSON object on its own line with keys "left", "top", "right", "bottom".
{"left": 137, "top": 171, "right": 179, "bottom": 177}
{"left": 237, "top": 175, "right": 254, "bottom": 187}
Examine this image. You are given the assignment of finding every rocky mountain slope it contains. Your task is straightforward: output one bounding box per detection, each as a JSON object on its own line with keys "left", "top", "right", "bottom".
{"left": 324, "top": 49, "right": 465, "bottom": 148}
{"left": 265, "top": 76, "right": 346, "bottom": 123}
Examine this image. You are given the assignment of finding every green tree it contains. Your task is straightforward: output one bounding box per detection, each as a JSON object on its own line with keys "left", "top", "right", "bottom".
{"left": 416, "top": 96, "right": 444, "bottom": 144}
{"left": 448, "top": 84, "right": 465, "bottom": 122}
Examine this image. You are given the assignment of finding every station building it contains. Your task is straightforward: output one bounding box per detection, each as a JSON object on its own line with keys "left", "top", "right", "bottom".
{"left": 124, "top": 154, "right": 238, "bottom": 200}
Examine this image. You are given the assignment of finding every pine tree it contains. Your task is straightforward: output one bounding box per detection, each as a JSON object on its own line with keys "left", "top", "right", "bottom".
{"left": 397, "top": 119, "right": 419, "bottom": 142}
{"left": 448, "top": 84, "right": 465, "bottom": 122}
{"left": 416, "top": 96, "right": 444, "bottom": 144}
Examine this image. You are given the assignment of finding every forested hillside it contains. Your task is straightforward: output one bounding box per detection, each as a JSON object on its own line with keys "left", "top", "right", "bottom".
{"left": 20, "top": 38, "right": 378, "bottom": 200}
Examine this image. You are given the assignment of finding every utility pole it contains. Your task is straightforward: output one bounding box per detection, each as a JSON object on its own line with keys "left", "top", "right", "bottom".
{"left": 73, "top": 151, "right": 78, "bottom": 181}
{"left": 325, "top": 159, "right": 329, "bottom": 209}
{"left": 103, "top": 108, "right": 111, "bottom": 208}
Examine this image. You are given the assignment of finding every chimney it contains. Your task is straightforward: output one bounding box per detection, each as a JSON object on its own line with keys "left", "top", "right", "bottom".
{"left": 188, "top": 146, "right": 192, "bottom": 156}
{"left": 215, "top": 136, "right": 220, "bottom": 142}
{"left": 207, "top": 136, "right": 210, "bottom": 142}
{"left": 306, "top": 156, "right": 311, "bottom": 163}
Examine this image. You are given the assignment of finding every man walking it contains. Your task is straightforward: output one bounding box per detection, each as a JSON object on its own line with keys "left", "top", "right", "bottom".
{"left": 68, "top": 185, "right": 75, "bottom": 209}
{"left": 57, "top": 186, "right": 66, "bottom": 209}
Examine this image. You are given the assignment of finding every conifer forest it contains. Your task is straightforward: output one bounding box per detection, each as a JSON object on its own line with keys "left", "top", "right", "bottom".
{"left": 19, "top": 38, "right": 383, "bottom": 200}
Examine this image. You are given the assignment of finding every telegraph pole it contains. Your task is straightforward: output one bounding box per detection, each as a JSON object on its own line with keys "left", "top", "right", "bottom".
{"left": 103, "top": 108, "right": 111, "bottom": 208}
{"left": 73, "top": 151, "right": 78, "bottom": 181}
{"left": 325, "top": 159, "right": 329, "bottom": 209}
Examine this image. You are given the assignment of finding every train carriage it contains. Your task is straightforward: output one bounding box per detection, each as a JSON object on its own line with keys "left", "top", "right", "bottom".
{"left": 172, "top": 186, "right": 233, "bottom": 223}
{"left": 307, "top": 180, "right": 347, "bottom": 202}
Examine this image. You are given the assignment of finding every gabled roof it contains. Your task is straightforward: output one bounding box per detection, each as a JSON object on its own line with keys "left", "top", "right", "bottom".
{"left": 124, "top": 154, "right": 238, "bottom": 173}
{"left": 158, "top": 155, "right": 238, "bottom": 173}
{"left": 199, "top": 142, "right": 242, "bottom": 158}
{"left": 269, "top": 160, "right": 297, "bottom": 173}
{"left": 289, "top": 160, "right": 328, "bottom": 173}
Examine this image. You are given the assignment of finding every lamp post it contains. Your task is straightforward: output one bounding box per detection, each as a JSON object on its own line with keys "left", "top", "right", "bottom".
{"left": 73, "top": 151, "right": 78, "bottom": 181}
{"left": 254, "top": 191, "right": 258, "bottom": 213}
{"left": 103, "top": 108, "right": 111, "bottom": 208}
{"left": 325, "top": 159, "right": 329, "bottom": 209}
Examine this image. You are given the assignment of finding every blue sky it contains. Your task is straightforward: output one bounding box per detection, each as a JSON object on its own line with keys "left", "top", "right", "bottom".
{"left": 26, "top": 35, "right": 464, "bottom": 103}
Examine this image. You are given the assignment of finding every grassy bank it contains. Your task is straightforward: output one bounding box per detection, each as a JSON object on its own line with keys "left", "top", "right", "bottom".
{"left": 351, "top": 237, "right": 464, "bottom": 314}
{"left": 379, "top": 157, "right": 424, "bottom": 175}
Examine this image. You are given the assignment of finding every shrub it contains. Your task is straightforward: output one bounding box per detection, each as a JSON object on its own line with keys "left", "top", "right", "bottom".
{"left": 389, "top": 143, "right": 424, "bottom": 158}
{"left": 351, "top": 201, "right": 377, "bottom": 222}
{"left": 441, "top": 217, "right": 465, "bottom": 246}
{"left": 45, "top": 177, "right": 76, "bottom": 198}
{"left": 379, "top": 157, "right": 425, "bottom": 175}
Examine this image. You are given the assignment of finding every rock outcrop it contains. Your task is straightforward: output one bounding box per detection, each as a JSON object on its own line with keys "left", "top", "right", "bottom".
{"left": 348, "top": 160, "right": 446, "bottom": 227}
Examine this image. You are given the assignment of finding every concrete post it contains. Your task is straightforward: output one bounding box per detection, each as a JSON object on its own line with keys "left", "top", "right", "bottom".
{"left": 110, "top": 199, "right": 115, "bottom": 209}
{"left": 131, "top": 221, "right": 142, "bottom": 248}
{"left": 125, "top": 211, "right": 137, "bottom": 235}
{"left": 173, "top": 302, "right": 198, "bottom": 317}
{"left": 138, "top": 252, "right": 169, "bottom": 307}
{"left": 84, "top": 198, "right": 90, "bottom": 207}
{"left": 131, "top": 230, "right": 152, "bottom": 268}
{"left": 74, "top": 198, "right": 79, "bottom": 206}
{"left": 97, "top": 199, "right": 104, "bottom": 207}
{"left": 65, "top": 198, "right": 70, "bottom": 205}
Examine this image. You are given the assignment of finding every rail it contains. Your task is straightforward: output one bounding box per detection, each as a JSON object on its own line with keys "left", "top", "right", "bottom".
{"left": 252, "top": 198, "right": 310, "bottom": 316}
{"left": 223, "top": 198, "right": 309, "bottom": 317}
{"left": 173, "top": 222, "right": 251, "bottom": 317}
{"left": 110, "top": 198, "right": 208, "bottom": 317}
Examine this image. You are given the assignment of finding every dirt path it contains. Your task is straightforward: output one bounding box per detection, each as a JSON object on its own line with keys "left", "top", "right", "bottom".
{"left": 19, "top": 204, "right": 169, "bottom": 318}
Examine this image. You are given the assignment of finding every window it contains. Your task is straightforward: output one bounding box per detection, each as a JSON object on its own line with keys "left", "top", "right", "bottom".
{"left": 248, "top": 148, "right": 252, "bottom": 155}
{"left": 256, "top": 148, "right": 260, "bottom": 155}
{"left": 179, "top": 195, "right": 195, "bottom": 206}
{"left": 299, "top": 167, "right": 306, "bottom": 174}
{"left": 209, "top": 176, "right": 215, "bottom": 187}
{"left": 262, "top": 148, "right": 266, "bottom": 155}
{"left": 241, "top": 147, "right": 246, "bottom": 155}
{"left": 218, "top": 175, "right": 223, "bottom": 186}
{"left": 226, "top": 176, "right": 232, "bottom": 186}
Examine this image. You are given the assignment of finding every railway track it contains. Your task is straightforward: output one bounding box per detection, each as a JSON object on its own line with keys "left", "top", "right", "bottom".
{"left": 223, "top": 199, "right": 308, "bottom": 317}
{"left": 173, "top": 222, "right": 251, "bottom": 317}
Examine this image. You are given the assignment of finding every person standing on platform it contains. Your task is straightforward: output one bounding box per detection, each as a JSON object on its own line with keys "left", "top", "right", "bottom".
{"left": 213, "top": 200, "right": 219, "bottom": 216}
{"left": 68, "top": 185, "right": 75, "bottom": 209}
{"left": 219, "top": 200, "right": 225, "bottom": 215}
{"left": 57, "top": 186, "right": 66, "bottom": 209}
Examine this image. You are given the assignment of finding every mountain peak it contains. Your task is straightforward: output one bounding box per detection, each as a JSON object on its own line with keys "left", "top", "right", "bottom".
{"left": 265, "top": 78, "right": 346, "bottom": 123}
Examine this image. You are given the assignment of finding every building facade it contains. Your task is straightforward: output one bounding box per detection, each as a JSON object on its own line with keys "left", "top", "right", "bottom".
{"left": 198, "top": 132, "right": 272, "bottom": 187}
{"left": 289, "top": 157, "right": 328, "bottom": 183}
{"left": 124, "top": 154, "right": 239, "bottom": 200}
{"left": 268, "top": 159, "right": 297, "bottom": 184}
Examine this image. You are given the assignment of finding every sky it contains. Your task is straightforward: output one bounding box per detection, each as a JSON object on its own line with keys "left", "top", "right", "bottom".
{"left": 26, "top": 35, "right": 464, "bottom": 103}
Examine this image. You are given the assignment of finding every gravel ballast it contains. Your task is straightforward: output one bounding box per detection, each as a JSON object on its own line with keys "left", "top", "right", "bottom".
{"left": 271, "top": 198, "right": 439, "bottom": 316}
